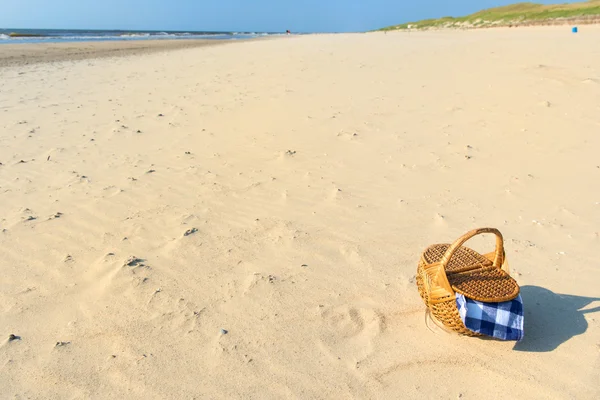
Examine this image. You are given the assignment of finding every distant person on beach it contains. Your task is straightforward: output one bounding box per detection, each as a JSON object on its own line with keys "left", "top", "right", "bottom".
{"left": 286, "top": 30, "right": 291, "bottom": 35}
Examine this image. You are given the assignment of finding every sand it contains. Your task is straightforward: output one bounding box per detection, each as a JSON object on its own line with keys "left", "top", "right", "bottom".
{"left": 0, "top": 39, "right": 246, "bottom": 68}
{"left": 1, "top": 28, "right": 599, "bottom": 399}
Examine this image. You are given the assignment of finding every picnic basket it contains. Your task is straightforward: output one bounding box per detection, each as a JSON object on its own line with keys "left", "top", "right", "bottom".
{"left": 416, "top": 228, "right": 520, "bottom": 336}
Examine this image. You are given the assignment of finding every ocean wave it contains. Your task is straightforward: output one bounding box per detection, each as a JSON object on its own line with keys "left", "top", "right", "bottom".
{"left": 119, "top": 33, "right": 151, "bottom": 37}
{"left": 0, "top": 30, "right": 276, "bottom": 44}
{"left": 4, "top": 35, "right": 121, "bottom": 41}
{"left": 61, "top": 35, "right": 123, "bottom": 40}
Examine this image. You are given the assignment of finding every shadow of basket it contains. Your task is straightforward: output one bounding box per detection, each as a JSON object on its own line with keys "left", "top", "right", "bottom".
{"left": 514, "top": 285, "right": 600, "bottom": 352}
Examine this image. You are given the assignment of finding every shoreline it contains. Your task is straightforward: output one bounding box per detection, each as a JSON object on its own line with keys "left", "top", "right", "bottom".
{"left": 0, "top": 38, "right": 255, "bottom": 68}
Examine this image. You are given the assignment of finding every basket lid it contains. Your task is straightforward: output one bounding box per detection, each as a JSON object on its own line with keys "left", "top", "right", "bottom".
{"left": 448, "top": 268, "right": 520, "bottom": 302}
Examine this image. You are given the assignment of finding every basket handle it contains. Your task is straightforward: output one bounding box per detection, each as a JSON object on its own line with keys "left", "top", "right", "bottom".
{"left": 440, "top": 228, "right": 504, "bottom": 270}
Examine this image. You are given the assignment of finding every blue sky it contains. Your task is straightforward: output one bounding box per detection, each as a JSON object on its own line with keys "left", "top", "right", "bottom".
{"left": 0, "top": 0, "right": 579, "bottom": 33}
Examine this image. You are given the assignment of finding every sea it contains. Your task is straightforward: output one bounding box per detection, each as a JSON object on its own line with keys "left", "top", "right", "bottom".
{"left": 0, "top": 28, "right": 281, "bottom": 44}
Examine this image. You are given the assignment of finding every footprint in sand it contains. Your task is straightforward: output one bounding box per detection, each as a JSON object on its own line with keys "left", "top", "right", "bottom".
{"left": 338, "top": 243, "right": 363, "bottom": 265}
{"left": 317, "top": 304, "right": 385, "bottom": 366}
{"left": 146, "top": 294, "right": 202, "bottom": 335}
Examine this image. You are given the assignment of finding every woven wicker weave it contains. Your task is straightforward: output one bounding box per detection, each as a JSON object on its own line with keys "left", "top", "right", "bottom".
{"left": 416, "top": 228, "right": 520, "bottom": 336}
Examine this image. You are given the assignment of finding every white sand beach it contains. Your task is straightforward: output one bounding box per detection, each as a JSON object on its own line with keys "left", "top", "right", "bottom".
{"left": 1, "top": 27, "right": 599, "bottom": 398}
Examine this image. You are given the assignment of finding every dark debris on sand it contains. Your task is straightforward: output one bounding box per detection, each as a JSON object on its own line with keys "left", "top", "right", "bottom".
{"left": 124, "top": 256, "right": 145, "bottom": 268}
{"left": 50, "top": 212, "right": 63, "bottom": 220}
{"left": 184, "top": 228, "right": 198, "bottom": 237}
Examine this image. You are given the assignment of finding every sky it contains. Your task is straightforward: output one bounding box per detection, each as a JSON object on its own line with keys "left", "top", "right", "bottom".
{"left": 0, "top": 0, "right": 581, "bottom": 33}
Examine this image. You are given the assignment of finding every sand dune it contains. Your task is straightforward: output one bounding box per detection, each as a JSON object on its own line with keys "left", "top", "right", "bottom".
{"left": 1, "top": 27, "right": 599, "bottom": 398}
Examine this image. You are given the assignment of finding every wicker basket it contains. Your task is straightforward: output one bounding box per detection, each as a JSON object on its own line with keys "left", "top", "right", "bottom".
{"left": 416, "top": 228, "right": 520, "bottom": 336}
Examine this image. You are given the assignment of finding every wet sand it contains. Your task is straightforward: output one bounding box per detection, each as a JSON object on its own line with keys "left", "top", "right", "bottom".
{"left": 0, "top": 39, "right": 243, "bottom": 67}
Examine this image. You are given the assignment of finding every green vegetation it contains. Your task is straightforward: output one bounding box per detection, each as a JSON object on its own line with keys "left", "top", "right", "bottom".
{"left": 380, "top": 1, "right": 600, "bottom": 30}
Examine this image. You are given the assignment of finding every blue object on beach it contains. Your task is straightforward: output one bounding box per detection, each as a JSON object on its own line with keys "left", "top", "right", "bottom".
{"left": 572, "top": 27, "right": 578, "bottom": 33}
{"left": 456, "top": 293, "right": 524, "bottom": 341}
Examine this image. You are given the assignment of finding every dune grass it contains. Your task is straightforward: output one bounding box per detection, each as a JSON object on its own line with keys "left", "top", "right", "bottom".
{"left": 380, "top": 1, "right": 600, "bottom": 30}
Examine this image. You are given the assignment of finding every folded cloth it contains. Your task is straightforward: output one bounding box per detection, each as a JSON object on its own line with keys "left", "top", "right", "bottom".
{"left": 456, "top": 293, "right": 524, "bottom": 341}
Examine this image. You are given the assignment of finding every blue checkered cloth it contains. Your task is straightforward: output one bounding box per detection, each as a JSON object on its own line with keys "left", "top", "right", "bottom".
{"left": 456, "top": 293, "right": 524, "bottom": 341}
